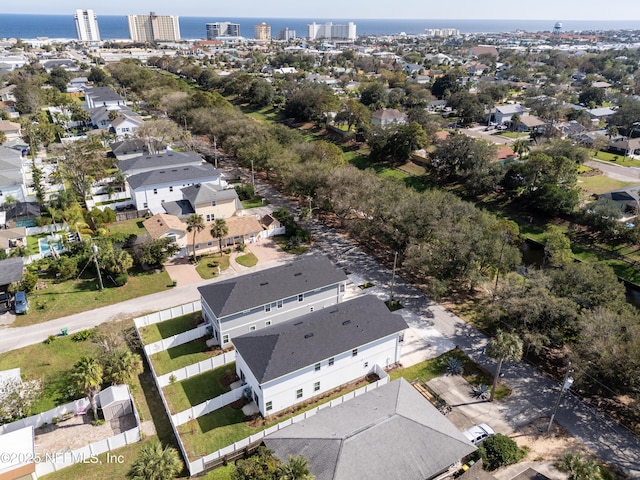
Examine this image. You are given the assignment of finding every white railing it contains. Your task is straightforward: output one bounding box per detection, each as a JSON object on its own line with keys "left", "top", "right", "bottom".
{"left": 0, "top": 398, "right": 90, "bottom": 435}
{"left": 145, "top": 325, "right": 209, "bottom": 356}
{"left": 172, "top": 387, "right": 244, "bottom": 426}
{"left": 35, "top": 426, "right": 141, "bottom": 476}
{"left": 134, "top": 301, "right": 202, "bottom": 329}
{"left": 187, "top": 377, "right": 390, "bottom": 475}
{"left": 157, "top": 351, "right": 236, "bottom": 387}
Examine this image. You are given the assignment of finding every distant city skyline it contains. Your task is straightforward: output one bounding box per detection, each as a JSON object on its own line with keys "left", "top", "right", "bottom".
{"left": 1, "top": 0, "right": 639, "bottom": 21}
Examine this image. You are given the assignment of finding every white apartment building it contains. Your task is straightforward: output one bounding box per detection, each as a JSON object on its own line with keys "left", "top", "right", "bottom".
{"left": 75, "top": 9, "right": 101, "bottom": 43}
{"left": 128, "top": 12, "right": 181, "bottom": 42}
{"left": 206, "top": 22, "right": 241, "bottom": 39}
{"left": 307, "top": 22, "right": 356, "bottom": 41}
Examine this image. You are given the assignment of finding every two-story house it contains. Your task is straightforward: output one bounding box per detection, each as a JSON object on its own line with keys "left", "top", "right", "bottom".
{"left": 233, "top": 295, "right": 408, "bottom": 416}
{"left": 0, "top": 146, "right": 26, "bottom": 203}
{"left": 117, "top": 151, "right": 204, "bottom": 178}
{"left": 198, "top": 255, "right": 348, "bottom": 346}
{"left": 84, "top": 86, "right": 125, "bottom": 109}
{"left": 177, "top": 183, "right": 241, "bottom": 222}
{"left": 126, "top": 164, "right": 223, "bottom": 214}
{"left": 110, "top": 113, "right": 144, "bottom": 139}
{"left": 110, "top": 139, "right": 167, "bottom": 161}
{"left": 0, "top": 120, "right": 21, "bottom": 142}
{"left": 371, "top": 108, "right": 407, "bottom": 128}
{"left": 89, "top": 105, "right": 137, "bottom": 130}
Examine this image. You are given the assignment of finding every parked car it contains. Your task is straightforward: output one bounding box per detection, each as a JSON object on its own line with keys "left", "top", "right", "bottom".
{"left": 14, "top": 291, "right": 29, "bottom": 314}
{"left": 463, "top": 423, "right": 495, "bottom": 445}
{"left": 0, "top": 292, "right": 10, "bottom": 310}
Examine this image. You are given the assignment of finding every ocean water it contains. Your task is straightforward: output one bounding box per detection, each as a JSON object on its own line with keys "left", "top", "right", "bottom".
{"left": 0, "top": 14, "right": 638, "bottom": 40}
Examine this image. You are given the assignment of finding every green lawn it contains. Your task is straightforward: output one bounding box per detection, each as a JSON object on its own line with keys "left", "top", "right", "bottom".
{"left": 241, "top": 197, "right": 268, "bottom": 209}
{"left": 178, "top": 377, "right": 378, "bottom": 461}
{"left": 106, "top": 218, "right": 148, "bottom": 237}
{"left": 150, "top": 338, "right": 214, "bottom": 376}
{"left": 272, "top": 235, "right": 309, "bottom": 255}
{"left": 13, "top": 269, "right": 172, "bottom": 326}
{"left": 139, "top": 313, "right": 203, "bottom": 345}
{"left": 592, "top": 150, "right": 640, "bottom": 167}
{"left": 196, "top": 254, "right": 231, "bottom": 280}
{"left": 163, "top": 363, "right": 236, "bottom": 414}
{"left": 578, "top": 175, "right": 636, "bottom": 195}
{"left": 494, "top": 131, "right": 529, "bottom": 139}
{"left": 0, "top": 332, "right": 102, "bottom": 413}
{"left": 235, "top": 252, "right": 258, "bottom": 267}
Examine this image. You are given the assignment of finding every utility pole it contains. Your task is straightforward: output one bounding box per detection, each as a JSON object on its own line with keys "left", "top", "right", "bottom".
{"left": 213, "top": 136, "right": 218, "bottom": 169}
{"left": 92, "top": 243, "right": 104, "bottom": 291}
{"left": 547, "top": 362, "right": 574, "bottom": 432}
{"left": 390, "top": 251, "right": 398, "bottom": 302}
{"left": 250, "top": 158, "right": 255, "bottom": 192}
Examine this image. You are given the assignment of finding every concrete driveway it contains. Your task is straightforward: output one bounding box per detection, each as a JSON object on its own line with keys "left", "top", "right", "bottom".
{"left": 164, "top": 257, "right": 202, "bottom": 285}
{"left": 247, "top": 238, "right": 289, "bottom": 263}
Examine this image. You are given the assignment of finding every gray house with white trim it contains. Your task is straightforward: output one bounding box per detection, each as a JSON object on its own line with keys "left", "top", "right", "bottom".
{"left": 198, "top": 255, "right": 348, "bottom": 346}
{"left": 233, "top": 295, "right": 408, "bottom": 416}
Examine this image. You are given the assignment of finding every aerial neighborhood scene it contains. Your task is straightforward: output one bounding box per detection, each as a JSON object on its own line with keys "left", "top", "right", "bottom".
{"left": 2, "top": 0, "right": 640, "bottom": 479}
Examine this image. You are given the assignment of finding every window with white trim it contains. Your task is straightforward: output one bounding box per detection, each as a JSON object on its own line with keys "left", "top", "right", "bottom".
{"left": 298, "top": 293, "right": 304, "bottom": 302}
{"left": 328, "top": 357, "right": 334, "bottom": 366}
{"left": 265, "top": 320, "right": 271, "bottom": 326}
{"left": 153, "top": 188, "right": 158, "bottom": 194}
{"left": 222, "top": 334, "right": 229, "bottom": 344}
{"left": 296, "top": 388, "right": 303, "bottom": 399}
{"left": 265, "top": 304, "right": 271, "bottom": 312}
{"left": 352, "top": 348, "right": 358, "bottom": 357}
{"left": 277, "top": 300, "right": 283, "bottom": 309}
{"left": 314, "top": 362, "right": 320, "bottom": 371}
{"left": 249, "top": 325, "right": 256, "bottom": 331}
{"left": 266, "top": 401, "right": 272, "bottom": 411}
{"left": 314, "top": 381, "right": 320, "bottom": 392}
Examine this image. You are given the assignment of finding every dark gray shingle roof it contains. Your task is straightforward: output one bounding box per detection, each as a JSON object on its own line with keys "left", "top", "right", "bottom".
{"left": 162, "top": 199, "right": 195, "bottom": 217}
{"left": 0, "top": 257, "right": 24, "bottom": 285}
{"left": 118, "top": 151, "right": 205, "bottom": 175}
{"left": 198, "top": 255, "right": 347, "bottom": 319}
{"left": 181, "top": 183, "right": 238, "bottom": 205}
{"left": 85, "top": 86, "right": 124, "bottom": 103}
{"left": 126, "top": 164, "right": 219, "bottom": 190}
{"left": 264, "top": 378, "right": 476, "bottom": 480}
{"left": 233, "top": 295, "right": 407, "bottom": 383}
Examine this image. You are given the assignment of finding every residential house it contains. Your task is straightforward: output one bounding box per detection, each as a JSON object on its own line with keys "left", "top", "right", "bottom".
{"left": 469, "top": 46, "right": 498, "bottom": 58}
{"left": 142, "top": 213, "right": 189, "bottom": 246}
{"left": 172, "top": 182, "right": 241, "bottom": 222}
{"left": 512, "top": 114, "right": 546, "bottom": 133}
{"left": 110, "top": 113, "right": 144, "bottom": 139}
{"left": 198, "top": 255, "right": 348, "bottom": 346}
{"left": 0, "top": 56, "right": 27, "bottom": 72}
{"left": 0, "top": 146, "right": 26, "bottom": 203}
{"left": 427, "top": 100, "right": 447, "bottom": 112}
{"left": 110, "top": 138, "right": 167, "bottom": 161}
{"left": 143, "top": 212, "right": 264, "bottom": 257}
{"left": 0, "top": 120, "right": 21, "bottom": 142}
{"left": 0, "top": 85, "right": 16, "bottom": 103}
{"left": 371, "top": 108, "right": 407, "bottom": 128}
{"left": 117, "top": 150, "right": 203, "bottom": 177}
{"left": 84, "top": 86, "right": 125, "bottom": 109}
{"left": 126, "top": 164, "right": 223, "bottom": 214}
{"left": 586, "top": 107, "right": 616, "bottom": 122}
{"left": 42, "top": 59, "right": 79, "bottom": 73}
{"left": 609, "top": 137, "right": 640, "bottom": 157}
{"left": 0, "top": 257, "right": 24, "bottom": 291}
{"left": 233, "top": 295, "right": 408, "bottom": 416}
{"left": 492, "top": 104, "right": 527, "bottom": 125}
{"left": 66, "top": 76, "right": 90, "bottom": 94}
{"left": 264, "top": 378, "right": 476, "bottom": 480}
{"left": 595, "top": 185, "right": 640, "bottom": 213}
{"left": 89, "top": 105, "right": 137, "bottom": 130}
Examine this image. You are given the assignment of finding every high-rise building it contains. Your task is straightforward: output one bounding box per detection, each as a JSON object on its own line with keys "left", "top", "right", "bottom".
{"left": 307, "top": 22, "right": 356, "bottom": 41}
{"left": 206, "top": 22, "right": 241, "bottom": 40}
{"left": 424, "top": 28, "right": 460, "bottom": 37}
{"left": 128, "top": 12, "right": 181, "bottom": 42}
{"left": 278, "top": 28, "right": 296, "bottom": 41}
{"left": 254, "top": 22, "right": 271, "bottom": 41}
{"left": 75, "top": 9, "right": 100, "bottom": 43}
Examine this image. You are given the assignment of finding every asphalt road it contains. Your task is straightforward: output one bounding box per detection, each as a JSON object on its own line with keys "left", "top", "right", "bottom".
{"left": 585, "top": 158, "right": 640, "bottom": 183}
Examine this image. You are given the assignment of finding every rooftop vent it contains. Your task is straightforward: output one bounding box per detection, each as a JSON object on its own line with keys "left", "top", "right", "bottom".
{"left": 304, "top": 333, "right": 314, "bottom": 339}
{"left": 159, "top": 170, "right": 165, "bottom": 173}
{"left": 260, "top": 282, "right": 269, "bottom": 286}
{"left": 342, "top": 320, "right": 351, "bottom": 326}
{"left": 294, "top": 272, "right": 302, "bottom": 277}
{"left": 294, "top": 321, "right": 303, "bottom": 326}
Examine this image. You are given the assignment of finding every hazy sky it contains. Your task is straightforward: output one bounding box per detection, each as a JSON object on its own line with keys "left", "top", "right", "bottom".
{"left": 3, "top": 0, "right": 640, "bottom": 20}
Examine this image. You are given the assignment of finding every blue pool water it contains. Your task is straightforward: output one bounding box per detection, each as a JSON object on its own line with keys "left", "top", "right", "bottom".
{"left": 38, "top": 236, "right": 64, "bottom": 256}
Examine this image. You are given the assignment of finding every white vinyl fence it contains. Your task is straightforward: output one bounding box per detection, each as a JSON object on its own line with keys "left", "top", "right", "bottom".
{"left": 145, "top": 324, "right": 209, "bottom": 355}
{"left": 157, "top": 351, "right": 236, "bottom": 387}
{"left": 0, "top": 398, "right": 90, "bottom": 435}
{"left": 187, "top": 377, "right": 390, "bottom": 475}
{"left": 172, "top": 387, "right": 244, "bottom": 426}
{"left": 134, "top": 301, "right": 202, "bottom": 328}
{"left": 35, "top": 426, "right": 141, "bottom": 476}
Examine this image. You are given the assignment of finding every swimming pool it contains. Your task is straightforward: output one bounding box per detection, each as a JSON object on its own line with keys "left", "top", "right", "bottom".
{"left": 38, "top": 236, "right": 64, "bottom": 256}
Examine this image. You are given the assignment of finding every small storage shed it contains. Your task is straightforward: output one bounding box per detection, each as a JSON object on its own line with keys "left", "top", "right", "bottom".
{"left": 98, "top": 384, "right": 132, "bottom": 421}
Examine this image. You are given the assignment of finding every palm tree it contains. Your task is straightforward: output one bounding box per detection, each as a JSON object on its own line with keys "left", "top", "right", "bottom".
{"left": 72, "top": 356, "right": 103, "bottom": 419}
{"left": 556, "top": 452, "right": 602, "bottom": 480}
{"left": 185, "top": 213, "right": 204, "bottom": 263}
{"left": 486, "top": 330, "right": 523, "bottom": 402}
{"left": 128, "top": 440, "right": 183, "bottom": 480}
{"left": 512, "top": 139, "right": 530, "bottom": 159}
{"left": 278, "top": 455, "right": 314, "bottom": 480}
{"left": 102, "top": 347, "right": 143, "bottom": 385}
{"left": 210, "top": 218, "right": 229, "bottom": 255}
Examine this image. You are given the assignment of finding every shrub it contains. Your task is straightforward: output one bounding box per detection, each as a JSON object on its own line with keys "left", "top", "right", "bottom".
{"left": 72, "top": 329, "right": 93, "bottom": 342}
{"left": 236, "top": 242, "right": 246, "bottom": 252}
{"left": 114, "top": 273, "right": 128, "bottom": 286}
{"left": 19, "top": 271, "right": 38, "bottom": 293}
{"left": 478, "top": 434, "right": 527, "bottom": 471}
{"left": 44, "top": 335, "right": 57, "bottom": 345}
